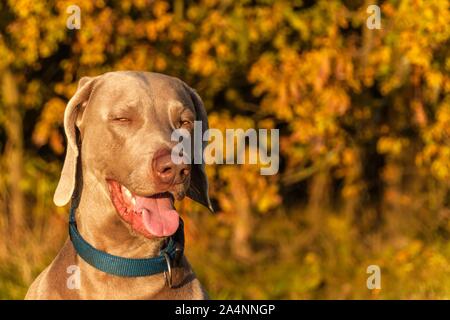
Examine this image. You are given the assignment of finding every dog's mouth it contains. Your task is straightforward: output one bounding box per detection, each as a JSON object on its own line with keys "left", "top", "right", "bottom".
{"left": 107, "top": 180, "right": 180, "bottom": 238}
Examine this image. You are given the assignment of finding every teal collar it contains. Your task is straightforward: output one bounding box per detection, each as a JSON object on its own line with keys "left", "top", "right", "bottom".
{"left": 69, "top": 204, "right": 184, "bottom": 281}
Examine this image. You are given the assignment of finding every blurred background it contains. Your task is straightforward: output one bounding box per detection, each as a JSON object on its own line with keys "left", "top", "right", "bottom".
{"left": 0, "top": 0, "right": 449, "bottom": 299}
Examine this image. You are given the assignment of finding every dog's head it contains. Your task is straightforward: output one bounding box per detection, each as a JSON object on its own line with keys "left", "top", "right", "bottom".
{"left": 54, "top": 71, "right": 212, "bottom": 238}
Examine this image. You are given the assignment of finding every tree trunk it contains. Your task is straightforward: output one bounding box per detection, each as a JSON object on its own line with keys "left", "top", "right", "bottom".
{"left": 228, "top": 173, "right": 252, "bottom": 260}
{"left": 308, "top": 170, "right": 330, "bottom": 213}
{"left": 2, "top": 70, "right": 25, "bottom": 235}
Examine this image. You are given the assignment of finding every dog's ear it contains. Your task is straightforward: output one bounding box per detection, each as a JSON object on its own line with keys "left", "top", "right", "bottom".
{"left": 53, "top": 76, "right": 97, "bottom": 206}
{"left": 183, "top": 84, "right": 214, "bottom": 213}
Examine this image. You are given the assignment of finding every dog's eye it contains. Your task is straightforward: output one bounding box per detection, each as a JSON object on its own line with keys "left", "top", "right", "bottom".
{"left": 179, "top": 120, "right": 192, "bottom": 128}
{"left": 113, "top": 117, "right": 131, "bottom": 122}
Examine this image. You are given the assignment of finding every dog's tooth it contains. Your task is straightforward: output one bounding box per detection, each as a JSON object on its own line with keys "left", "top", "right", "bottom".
{"left": 131, "top": 197, "right": 136, "bottom": 206}
{"left": 122, "top": 186, "right": 132, "bottom": 199}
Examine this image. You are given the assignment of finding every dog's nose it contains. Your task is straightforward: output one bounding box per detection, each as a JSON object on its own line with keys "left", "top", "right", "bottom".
{"left": 152, "top": 148, "right": 190, "bottom": 185}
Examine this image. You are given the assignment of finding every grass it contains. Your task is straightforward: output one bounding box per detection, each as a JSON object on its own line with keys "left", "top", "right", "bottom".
{"left": 1, "top": 206, "right": 450, "bottom": 299}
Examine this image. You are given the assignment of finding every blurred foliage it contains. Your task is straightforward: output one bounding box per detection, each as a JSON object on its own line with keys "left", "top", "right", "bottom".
{"left": 0, "top": 0, "right": 449, "bottom": 299}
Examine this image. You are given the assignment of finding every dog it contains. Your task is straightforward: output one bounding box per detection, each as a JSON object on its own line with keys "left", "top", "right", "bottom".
{"left": 26, "top": 71, "right": 212, "bottom": 299}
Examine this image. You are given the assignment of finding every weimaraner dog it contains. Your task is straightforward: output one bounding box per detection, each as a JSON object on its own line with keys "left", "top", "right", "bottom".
{"left": 26, "top": 71, "right": 212, "bottom": 299}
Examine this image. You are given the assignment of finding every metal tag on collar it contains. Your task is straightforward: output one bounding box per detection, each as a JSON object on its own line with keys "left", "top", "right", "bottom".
{"left": 163, "top": 252, "right": 173, "bottom": 288}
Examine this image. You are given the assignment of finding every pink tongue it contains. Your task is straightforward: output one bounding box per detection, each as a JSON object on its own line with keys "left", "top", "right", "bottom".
{"left": 134, "top": 196, "right": 179, "bottom": 237}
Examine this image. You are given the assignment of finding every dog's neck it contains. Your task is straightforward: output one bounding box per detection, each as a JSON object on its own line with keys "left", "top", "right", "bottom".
{"left": 73, "top": 170, "right": 166, "bottom": 258}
